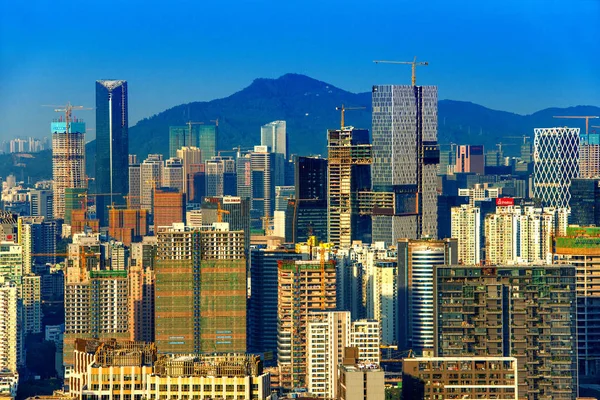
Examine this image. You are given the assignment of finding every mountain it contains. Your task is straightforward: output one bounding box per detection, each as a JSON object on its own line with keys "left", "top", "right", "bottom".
{"left": 16, "top": 73, "right": 600, "bottom": 181}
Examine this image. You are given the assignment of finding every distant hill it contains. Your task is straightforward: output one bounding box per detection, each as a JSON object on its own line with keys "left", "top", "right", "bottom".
{"left": 0, "top": 150, "right": 52, "bottom": 183}
{"left": 70, "top": 73, "right": 600, "bottom": 177}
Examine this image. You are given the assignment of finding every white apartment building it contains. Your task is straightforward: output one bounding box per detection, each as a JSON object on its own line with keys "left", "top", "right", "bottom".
{"left": 451, "top": 204, "right": 481, "bottom": 265}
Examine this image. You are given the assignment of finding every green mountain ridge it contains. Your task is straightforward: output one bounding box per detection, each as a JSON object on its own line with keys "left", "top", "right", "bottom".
{"left": 2, "top": 73, "right": 598, "bottom": 182}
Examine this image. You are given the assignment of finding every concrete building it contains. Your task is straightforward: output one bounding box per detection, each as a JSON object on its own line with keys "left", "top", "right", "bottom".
{"left": 29, "top": 189, "right": 53, "bottom": 219}
{"left": 533, "top": 127, "right": 580, "bottom": 208}
{"left": 162, "top": 157, "right": 184, "bottom": 193}
{"left": 435, "top": 265, "right": 578, "bottom": 399}
{"left": 307, "top": 312, "right": 380, "bottom": 399}
{"left": 153, "top": 188, "right": 185, "bottom": 229}
{"left": 139, "top": 154, "right": 163, "bottom": 211}
{"left": 19, "top": 216, "right": 57, "bottom": 271}
{"left": 206, "top": 156, "right": 236, "bottom": 197}
{"left": 555, "top": 226, "right": 600, "bottom": 377}
{"left": 236, "top": 154, "right": 252, "bottom": 201}
{"left": 569, "top": 178, "right": 600, "bottom": 226}
{"left": 397, "top": 238, "right": 457, "bottom": 353}
{"left": 451, "top": 204, "right": 481, "bottom": 265}
{"left": 51, "top": 119, "right": 86, "bottom": 220}
{"left": 371, "top": 84, "right": 439, "bottom": 242}
{"left": 454, "top": 144, "right": 485, "bottom": 174}
{"left": 261, "top": 120, "right": 287, "bottom": 187}
{"left": 277, "top": 258, "right": 336, "bottom": 391}
{"left": 176, "top": 146, "right": 202, "bottom": 197}
{"left": 250, "top": 146, "right": 275, "bottom": 229}
{"left": 129, "top": 238, "right": 156, "bottom": 343}
{"left": 337, "top": 348, "right": 384, "bottom": 400}
{"left": 155, "top": 223, "right": 246, "bottom": 354}
{"left": 108, "top": 208, "right": 148, "bottom": 246}
{"left": 327, "top": 127, "right": 372, "bottom": 247}
{"left": 402, "top": 357, "right": 518, "bottom": 400}
{"left": 579, "top": 132, "right": 600, "bottom": 178}
{"left": 0, "top": 277, "right": 21, "bottom": 372}
{"left": 248, "top": 248, "right": 305, "bottom": 361}
{"left": 275, "top": 185, "right": 295, "bottom": 212}
{"left": 70, "top": 339, "right": 271, "bottom": 400}
{"left": 201, "top": 196, "right": 250, "bottom": 251}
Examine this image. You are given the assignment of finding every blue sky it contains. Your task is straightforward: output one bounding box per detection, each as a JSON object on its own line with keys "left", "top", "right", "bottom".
{"left": 1, "top": 0, "right": 598, "bottom": 141}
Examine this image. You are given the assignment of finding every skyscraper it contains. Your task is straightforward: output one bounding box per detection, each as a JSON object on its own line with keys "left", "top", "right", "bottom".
{"left": 155, "top": 223, "right": 245, "bottom": 354}
{"left": 250, "top": 146, "right": 275, "bottom": 229}
{"left": 197, "top": 124, "right": 217, "bottom": 164}
{"left": 29, "top": 189, "right": 53, "bottom": 220}
{"left": 579, "top": 132, "right": 600, "bottom": 178}
{"left": 327, "top": 128, "right": 372, "bottom": 247}
{"left": 153, "top": 188, "right": 185, "bottom": 229}
{"left": 51, "top": 119, "right": 86, "bottom": 220}
{"left": 569, "top": 178, "right": 600, "bottom": 226}
{"left": 205, "top": 156, "right": 236, "bottom": 197}
{"left": 96, "top": 80, "right": 128, "bottom": 225}
{"left": 371, "top": 85, "right": 439, "bottom": 242}
{"left": 162, "top": 157, "right": 184, "bottom": 193}
{"left": 139, "top": 154, "right": 163, "bottom": 211}
{"left": 533, "top": 127, "right": 580, "bottom": 208}
{"left": 397, "top": 238, "right": 457, "bottom": 353}
{"left": 454, "top": 145, "right": 484, "bottom": 174}
{"left": 450, "top": 204, "right": 481, "bottom": 265}
{"left": 176, "top": 146, "right": 202, "bottom": 196}
{"left": 261, "top": 121, "right": 287, "bottom": 187}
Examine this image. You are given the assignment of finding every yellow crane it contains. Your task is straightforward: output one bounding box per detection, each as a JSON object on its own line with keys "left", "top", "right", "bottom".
{"left": 216, "top": 202, "right": 230, "bottom": 223}
{"left": 553, "top": 115, "right": 599, "bottom": 135}
{"left": 373, "top": 56, "right": 429, "bottom": 86}
{"left": 335, "top": 104, "right": 366, "bottom": 129}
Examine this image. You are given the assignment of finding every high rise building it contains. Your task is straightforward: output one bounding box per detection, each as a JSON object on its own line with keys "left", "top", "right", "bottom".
{"left": 64, "top": 187, "right": 87, "bottom": 225}
{"left": 18, "top": 216, "right": 57, "bottom": 271}
{"left": 371, "top": 84, "right": 439, "bottom": 242}
{"left": 176, "top": 146, "right": 202, "bottom": 196}
{"left": 261, "top": 121, "right": 287, "bottom": 187}
{"left": 579, "top": 132, "right": 600, "bottom": 178}
{"left": 139, "top": 154, "right": 163, "bottom": 211}
{"left": 275, "top": 186, "right": 295, "bottom": 212}
{"left": 29, "top": 189, "right": 53, "bottom": 219}
{"left": 128, "top": 163, "right": 141, "bottom": 209}
{"left": 569, "top": 178, "right": 600, "bottom": 226}
{"left": 95, "top": 80, "right": 128, "bottom": 226}
{"left": 197, "top": 124, "right": 218, "bottom": 164}
{"left": 201, "top": 196, "right": 250, "bottom": 251}
{"left": 153, "top": 188, "right": 185, "bottom": 229}
{"left": 533, "top": 127, "right": 580, "bottom": 208}
{"left": 169, "top": 125, "right": 195, "bottom": 158}
{"left": 450, "top": 204, "right": 481, "bottom": 265}
{"left": 296, "top": 156, "right": 327, "bottom": 201}
{"left": 248, "top": 248, "right": 305, "bottom": 359}
{"left": 129, "top": 237, "right": 156, "bottom": 342}
{"left": 63, "top": 235, "right": 129, "bottom": 368}
{"left": 435, "top": 265, "right": 578, "bottom": 399}
{"left": 327, "top": 128, "right": 372, "bottom": 247}
{"left": 397, "top": 238, "right": 457, "bottom": 353}
{"left": 51, "top": 119, "right": 86, "bottom": 220}
{"left": 250, "top": 146, "right": 275, "bottom": 229}
{"left": 162, "top": 157, "right": 184, "bottom": 193}
{"left": 277, "top": 258, "right": 336, "bottom": 390}
{"left": 236, "top": 154, "right": 252, "bottom": 201}
{"left": 555, "top": 226, "right": 600, "bottom": 377}
{"left": 155, "top": 223, "right": 246, "bottom": 354}
{"left": 307, "top": 312, "right": 380, "bottom": 399}
{"left": 0, "top": 277, "right": 20, "bottom": 372}
{"left": 108, "top": 208, "right": 148, "bottom": 246}
{"left": 454, "top": 144, "right": 484, "bottom": 174}
{"left": 206, "top": 156, "right": 236, "bottom": 197}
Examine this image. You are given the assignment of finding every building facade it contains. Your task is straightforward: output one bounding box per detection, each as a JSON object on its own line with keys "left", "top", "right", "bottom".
{"left": 95, "top": 80, "right": 129, "bottom": 225}
{"left": 371, "top": 85, "right": 439, "bottom": 242}
{"left": 451, "top": 204, "right": 481, "bottom": 265}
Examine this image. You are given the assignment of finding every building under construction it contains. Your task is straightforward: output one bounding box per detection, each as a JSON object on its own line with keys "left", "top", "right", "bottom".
{"left": 277, "top": 257, "right": 336, "bottom": 391}
{"left": 155, "top": 223, "right": 246, "bottom": 355}
{"left": 327, "top": 127, "right": 372, "bottom": 247}
{"left": 51, "top": 118, "right": 86, "bottom": 220}
{"left": 70, "top": 338, "right": 271, "bottom": 399}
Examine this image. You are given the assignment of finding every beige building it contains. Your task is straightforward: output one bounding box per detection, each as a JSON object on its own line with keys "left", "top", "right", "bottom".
{"left": 70, "top": 339, "right": 272, "bottom": 400}
{"left": 0, "top": 277, "right": 21, "bottom": 372}
{"left": 451, "top": 204, "right": 481, "bottom": 265}
{"left": 337, "top": 348, "right": 384, "bottom": 400}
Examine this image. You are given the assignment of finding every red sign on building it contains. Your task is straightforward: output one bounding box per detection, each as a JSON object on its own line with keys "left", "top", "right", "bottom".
{"left": 496, "top": 197, "right": 515, "bottom": 206}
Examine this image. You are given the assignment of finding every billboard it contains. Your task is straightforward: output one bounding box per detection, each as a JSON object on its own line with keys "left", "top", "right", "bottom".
{"left": 496, "top": 197, "right": 514, "bottom": 206}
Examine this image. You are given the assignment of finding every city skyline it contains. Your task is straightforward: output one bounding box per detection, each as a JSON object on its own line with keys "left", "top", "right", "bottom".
{"left": 1, "top": 0, "right": 599, "bottom": 140}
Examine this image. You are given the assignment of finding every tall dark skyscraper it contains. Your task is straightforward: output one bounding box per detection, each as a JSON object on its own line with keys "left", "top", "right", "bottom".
{"left": 371, "top": 85, "right": 439, "bottom": 243}
{"left": 96, "top": 80, "right": 129, "bottom": 226}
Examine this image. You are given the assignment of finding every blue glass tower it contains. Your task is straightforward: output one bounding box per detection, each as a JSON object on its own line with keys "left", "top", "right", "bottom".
{"left": 95, "top": 80, "right": 128, "bottom": 225}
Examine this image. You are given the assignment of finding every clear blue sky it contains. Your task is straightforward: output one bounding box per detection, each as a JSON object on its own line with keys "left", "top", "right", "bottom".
{"left": 1, "top": 0, "right": 598, "bottom": 141}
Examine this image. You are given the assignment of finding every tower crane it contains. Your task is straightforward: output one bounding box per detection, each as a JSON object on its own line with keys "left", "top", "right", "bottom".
{"left": 373, "top": 56, "right": 429, "bottom": 86}
{"left": 335, "top": 104, "right": 366, "bottom": 129}
{"left": 216, "top": 202, "right": 230, "bottom": 223}
{"left": 186, "top": 121, "right": 204, "bottom": 146}
{"left": 553, "top": 115, "right": 599, "bottom": 135}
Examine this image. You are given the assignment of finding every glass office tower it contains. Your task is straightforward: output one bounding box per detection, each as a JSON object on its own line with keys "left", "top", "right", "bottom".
{"left": 95, "top": 80, "right": 128, "bottom": 226}
{"left": 371, "top": 85, "right": 439, "bottom": 243}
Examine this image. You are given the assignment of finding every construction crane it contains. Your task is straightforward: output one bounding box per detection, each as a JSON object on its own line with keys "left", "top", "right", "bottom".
{"left": 335, "top": 104, "right": 366, "bottom": 129}
{"left": 373, "top": 56, "right": 429, "bottom": 86}
{"left": 216, "top": 202, "right": 230, "bottom": 223}
{"left": 553, "top": 115, "right": 599, "bottom": 135}
{"left": 44, "top": 102, "right": 92, "bottom": 184}
{"left": 505, "top": 135, "right": 531, "bottom": 144}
